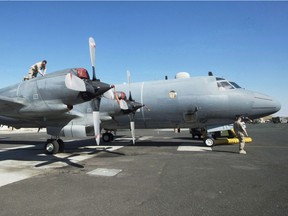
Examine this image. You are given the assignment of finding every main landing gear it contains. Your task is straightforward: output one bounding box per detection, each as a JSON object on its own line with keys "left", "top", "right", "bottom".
{"left": 44, "top": 131, "right": 115, "bottom": 155}
{"left": 45, "top": 138, "right": 65, "bottom": 155}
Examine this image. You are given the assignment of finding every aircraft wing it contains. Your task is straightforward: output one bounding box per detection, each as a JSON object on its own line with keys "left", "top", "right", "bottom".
{"left": 0, "top": 95, "right": 26, "bottom": 112}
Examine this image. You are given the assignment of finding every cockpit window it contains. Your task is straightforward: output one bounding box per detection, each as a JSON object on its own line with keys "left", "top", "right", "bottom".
{"left": 217, "top": 81, "right": 234, "bottom": 90}
{"left": 216, "top": 77, "right": 242, "bottom": 90}
{"left": 229, "top": 81, "right": 242, "bottom": 89}
{"left": 216, "top": 77, "right": 225, "bottom": 81}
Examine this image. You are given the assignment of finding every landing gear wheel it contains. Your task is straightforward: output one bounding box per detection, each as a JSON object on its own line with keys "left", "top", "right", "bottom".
{"left": 204, "top": 137, "right": 215, "bottom": 147}
{"left": 102, "top": 133, "right": 110, "bottom": 142}
{"left": 102, "top": 133, "right": 114, "bottom": 142}
{"left": 57, "top": 139, "right": 65, "bottom": 153}
{"left": 108, "top": 133, "right": 114, "bottom": 141}
{"left": 45, "top": 139, "right": 59, "bottom": 155}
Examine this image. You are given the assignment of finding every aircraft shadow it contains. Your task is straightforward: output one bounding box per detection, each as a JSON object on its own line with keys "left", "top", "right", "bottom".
{"left": 0, "top": 135, "right": 239, "bottom": 169}
{"left": 0, "top": 138, "right": 126, "bottom": 169}
{"left": 34, "top": 153, "right": 85, "bottom": 168}
{"left": 211, "top": 149, "right": 239, "bottom": 154}
{"left": 116, "top": 135, "right": 204, "bottom": 147}
{"left": 0, "top": 140, "right": 42, "bottom": 146}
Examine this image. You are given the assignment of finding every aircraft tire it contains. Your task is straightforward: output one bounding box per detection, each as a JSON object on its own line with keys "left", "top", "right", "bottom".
{"left": 108, "top": 133, "right": 114, "bottom": 141}
{"left": 102, "top": 133, "right": 111, "bottom": 142}
{"left": 102, "top": 133, "right": 114, "bottom": 142}
{"left": 45, "top": 139, "right": 59, "bottom": 155}
{"left": 204, "top": 137, "right": 215, "bottom": 147}
{"left": 57, "top": 139, "right": 65, "bottom": 153}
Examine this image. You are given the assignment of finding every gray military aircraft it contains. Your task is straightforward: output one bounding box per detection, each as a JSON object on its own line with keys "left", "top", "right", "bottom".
{"left": 0, "top": 37, "right": 281, "bottom": 154}
{"left": 52, "top": 70, "right": 280, "bottom": 149}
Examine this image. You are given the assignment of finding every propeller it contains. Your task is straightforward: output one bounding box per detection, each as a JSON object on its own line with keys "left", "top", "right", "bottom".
{"left": 130, "top": 120, "right": 135, "bottom": 144}
{"left": 88, "top": 38, "right": 142, "bottom": 145}
{"left": 126, "top": 70, "right": 135, "bottom": 144}
{"left": 88, "top": 37, "right": 113, "bottom": 145}
{"left": 93, "top": 108, "right": 101, "bottom": 146}
{"left": 104, "top": 71, "right": 143, "bottom": 144}
{"left": 89, "top": 37, "right": 100, "bottom": 145}
{"left": 127, "top": 70, "right": 133, "bottom": 101}
{"left": 125, "top": 70, "right": 144, "bottom": 144}
{"left": 89, "top": 37, "right": 97, "bottom": 81}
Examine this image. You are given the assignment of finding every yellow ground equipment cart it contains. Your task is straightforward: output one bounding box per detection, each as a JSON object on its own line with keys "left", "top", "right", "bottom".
{"left": 203, "top": 129, "right": 252, "bottom": 147}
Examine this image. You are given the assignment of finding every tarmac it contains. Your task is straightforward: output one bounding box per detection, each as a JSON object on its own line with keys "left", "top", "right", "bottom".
{"left": 0, "top": 123, "right": 287, "bottom": 216}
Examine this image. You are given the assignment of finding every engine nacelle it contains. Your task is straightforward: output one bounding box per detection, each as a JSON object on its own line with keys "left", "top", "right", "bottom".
{"left": 47, "top": 125, "right": 94, "bottom": 138}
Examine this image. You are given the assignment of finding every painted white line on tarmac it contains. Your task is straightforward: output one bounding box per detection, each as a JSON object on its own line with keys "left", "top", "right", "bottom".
{"left": 0, "top": 159, "right": 42, "bottom": 187}
{"left": 0, "top": 168, "right": 41, "bottom": 187}
{"left": 87, "top": 168, "right": 122, "bottom": 177}
{"left": 138, "top": 136, "right": 154, "bottom": 141}
{"left": 114, "top": 136, "right": 153, "bottom": 142}
{"left": 177, "top": 144, "right": 212, "bottom": 152}
{"left": 0, "top": 144, "right": 124, "bottom": 187}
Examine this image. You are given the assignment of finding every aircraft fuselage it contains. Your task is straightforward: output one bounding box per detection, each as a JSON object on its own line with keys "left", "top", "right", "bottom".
{"left": 99, "top": 75, "right": 281, "bottom": 130}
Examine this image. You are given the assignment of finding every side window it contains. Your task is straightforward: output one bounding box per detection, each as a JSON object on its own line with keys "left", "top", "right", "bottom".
{"left": 230, "top": 81, "right": 242, "bottom": 89}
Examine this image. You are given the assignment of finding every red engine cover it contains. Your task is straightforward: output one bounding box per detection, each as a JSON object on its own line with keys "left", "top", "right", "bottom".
{"left": 77, "top": 68, "right": 90, "bottom": 79}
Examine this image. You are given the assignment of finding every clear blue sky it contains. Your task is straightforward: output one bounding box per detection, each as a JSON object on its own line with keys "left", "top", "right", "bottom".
{"left": 0, "top": 1, "right": 287, "bottom": 116}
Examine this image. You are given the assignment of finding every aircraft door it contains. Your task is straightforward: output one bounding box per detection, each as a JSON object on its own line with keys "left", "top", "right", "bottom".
{"left": 182, "top": 96, "right": 200, "bottom": 124}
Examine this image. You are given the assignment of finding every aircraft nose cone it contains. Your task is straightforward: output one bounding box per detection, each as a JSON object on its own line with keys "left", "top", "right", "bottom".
{"left": 251, "top": 92, "right": 281, "bottom": 118}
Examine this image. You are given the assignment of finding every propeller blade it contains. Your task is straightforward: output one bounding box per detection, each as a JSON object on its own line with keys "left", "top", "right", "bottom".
{"left": 127, "top": 70, "right": 131, "bottom": 85}
{"left": 93, "top": 111, "right": 101, "bottom": 145}
{"left": 127, "top": 70, "right": 133, "bottom": 101}
{"left": 89, "top": 37, "right": 96, "bottom": 81}
{"left": 130, "top": 120, "right": 135, "bottom": 145}
{"left": 103, "top": 88, "right": 115, "bottom": 100}
{"left": 65, "top": 73, "right": 86, "bottom": 91}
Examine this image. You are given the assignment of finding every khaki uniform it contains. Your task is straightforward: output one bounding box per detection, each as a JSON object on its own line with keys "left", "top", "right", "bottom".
{"left": 233, "top": 118, "right": 248, "bottom": 154}
{"left": 28, "top": 62, "right": 46, "bottom": 79}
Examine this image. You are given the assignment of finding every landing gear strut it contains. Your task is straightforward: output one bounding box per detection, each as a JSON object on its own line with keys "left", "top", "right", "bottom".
{"left": 45, "top": 138, "right": 65, "bottom": 155}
